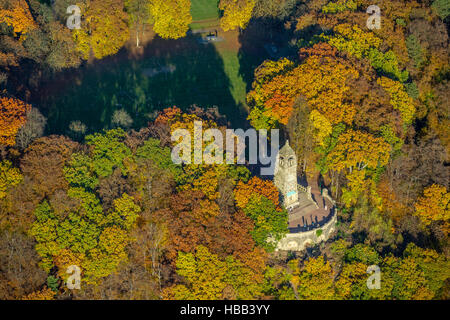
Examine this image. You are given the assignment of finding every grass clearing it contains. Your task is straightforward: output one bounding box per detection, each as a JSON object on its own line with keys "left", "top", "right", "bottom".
{"left": 191, "top": 0, "right": 220, "bottom": 21}
{"left": 190, "top": 20, "right": 220, "bottom": 31}
{"left": 40, "top": 4, "right": 265, "bottom": 136}
{"left": 43, "top": 35, "right": 250, "bottom": 135}
{"left": 218, "top": 50, "right": 247, "bottom": 108}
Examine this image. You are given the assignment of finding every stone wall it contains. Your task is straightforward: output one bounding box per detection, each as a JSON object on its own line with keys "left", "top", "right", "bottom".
{"left": 322, "top": 188, "right": 335, "bottom": 206}
{"left": 275, "top": 211, "right": 337, "bottom": 252}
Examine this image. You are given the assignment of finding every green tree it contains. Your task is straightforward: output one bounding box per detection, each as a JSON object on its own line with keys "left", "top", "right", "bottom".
{"left": 163, "top": 245, "right": 263, "bottom": 299}
{"left": 406, "top": 35, "right": 425, "bottom": 69}
{"left": 344, "top": 243, "right": 381, "bottom": 265}
{"left": 64, "top": 153, "right": 99, "bottom": 190}
{"left": 432, "top": 0, "right": 450, "bottom": 19}
{"left": 29, "top": 189, "right": 141, "bottom": 285}
{"left": 46, "top": 275, "right": 59, "bottom": 292}
{"left": 85, "top": 129, "right": 132, "bottom": 178}
{"left": 403, "top": 243, "right": 450, "bottom": 298}
{"left": 135, "top": 138, "right": 182, "bottom": 177}
{"left": 243, "top": 194, "right": 288, "bottom": 251}
{"left": 261, "top": 266, "right": 295, "bottom": 299}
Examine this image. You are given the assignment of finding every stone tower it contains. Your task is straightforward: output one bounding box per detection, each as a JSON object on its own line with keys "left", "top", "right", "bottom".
{"left": 274, "top": 140, "right": 299, "bottom": 209}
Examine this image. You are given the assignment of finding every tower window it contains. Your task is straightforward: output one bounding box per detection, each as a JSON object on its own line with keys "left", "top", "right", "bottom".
{"left": 288, "top": 157, "right": 294, "bottom": 166}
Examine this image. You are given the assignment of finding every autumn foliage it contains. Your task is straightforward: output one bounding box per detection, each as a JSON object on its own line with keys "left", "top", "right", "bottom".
{"left": 0, "top": 97, "right": 30, "bottom": 146}
{"left": 234, "top": 176, "right": 280, "bottom": 209}
{"left": 21, "top": 287, "right": 55, "bottom": 300}
{"left": 150, "top": 0, "right": 192, "bottom": 39}
{"left": 0, "top": 0, "right": 448, "bottom": 301}
{"left": 415, "top": 184, "right": 450, "bottom": 233}
{"left": 0, "top": 0, "right": 37, "bottom": 37}
{"left": 219, "top": 0, "right": 255, "bottom": 31}
{"left": 73, "top": 0, "right": 130, "bottom": 59}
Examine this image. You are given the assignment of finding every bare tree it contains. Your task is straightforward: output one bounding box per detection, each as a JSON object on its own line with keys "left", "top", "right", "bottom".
{"left": 111, "top": 109, "right": 133, "bottom": 129}
{"left": 68, "top": 120, "right": 87, "bottom": 141}
{"left": 132, "top": 222, "right": 165, "bottom": 295}
{"left": 0, "top": 231, "right": 47, "bottom": 299}
{"left": 15, "top": 108, "right": 47, "bottom": 150}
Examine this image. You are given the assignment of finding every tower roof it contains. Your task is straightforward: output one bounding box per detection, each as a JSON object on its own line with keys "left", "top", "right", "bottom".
{"left": 279, "top": 140, "right": 295, "bottom": 157}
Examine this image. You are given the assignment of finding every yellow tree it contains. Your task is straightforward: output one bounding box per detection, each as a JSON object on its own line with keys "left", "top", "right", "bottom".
{"left": 219, "top": 0, "right": 255, "bottom": 31}
{"left": 325, "top": 23, "right": 409, "bottom": 83}
{"left": 414, "top": 184, "right": 450, "bottom": 233}
{"left": 290, "top": 56, "right": 358, "bottom": 126}
{"left": 21, "top": 287, "right": 55, "bottom": 300}
{"left": 0, "top": 0, "right": 37, "bottom": 37}
{"left": 73, "top": 0, "right": 130, "bottom": 59}
{"left": 162, "top": 245, "right": 263, "bottom": 299}
{"left": 0, "top": 160, "right": 22, "bottom": 199}
{"left": 290, "top": 256, "right": 335, "bottom": 300}
{"left": 386, "top": 256, "right": 434, "bottom": 300}
{"left": 334, "top": 262, "right": 368, "bottom": 299}
{"left": 327, "top": 129, "right": 390, "bottom": 207}
{"left": 309, "top": 110, "right": 332, "bottom": 146}
{"left": 162, "top": 245, "right": 228, "bottom": 299}
{"left": 327, "top": 129, "right": 391, "bottom": 173}
{"left": 377, "top": 76, "right": 416, "bottom": 126}
{"left": 149, "top": 0, "right": 192, "bottom": 39}
{"left": 247, "top": 54, "right": 359, "bottom": 128}
{"left": 190, "top": 167, "right": 223, "bottom": 201}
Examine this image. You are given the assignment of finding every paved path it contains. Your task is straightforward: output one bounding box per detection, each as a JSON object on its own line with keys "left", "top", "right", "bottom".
{"left": 288, "top": 174, "right": 334, "bottom": 229}
{"left": 288, "top": 193, "right": 333, "bottom": 228}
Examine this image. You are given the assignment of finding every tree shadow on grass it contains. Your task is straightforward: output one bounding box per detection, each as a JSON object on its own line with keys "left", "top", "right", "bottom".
{"left": 237, "top": 18, "right": 296, "bottom": 94}
{"left": 41, "top": 33, "right": 246, "bottom": 135}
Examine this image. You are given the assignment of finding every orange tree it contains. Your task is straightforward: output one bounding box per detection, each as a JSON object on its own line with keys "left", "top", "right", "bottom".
{"left": 0, "top": 97, "right": 31, "bottom": 146}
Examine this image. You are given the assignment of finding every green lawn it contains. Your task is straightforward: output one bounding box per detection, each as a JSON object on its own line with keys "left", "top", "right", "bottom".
{"left": 43, "top": 35, "right": 249, "bottom": 135}
{"left": 191, "top": 0, "right": 220, "bottom": 21}
{"left": 41, "top": 1, "right": 260, "bottom": 136}
{"left": 218, "top": 50, "right": 247, "bottom": 109}
{"left": 190, "top": 19, "right": 220, "bottom": 31}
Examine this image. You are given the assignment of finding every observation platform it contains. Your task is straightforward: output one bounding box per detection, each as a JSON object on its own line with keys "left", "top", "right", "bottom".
{"left": 287, "top": 185, "right": 335, "bottom": 233}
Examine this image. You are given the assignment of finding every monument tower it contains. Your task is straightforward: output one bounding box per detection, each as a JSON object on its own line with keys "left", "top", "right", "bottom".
{"left": 274, "top": 140, "right": 299, "bottom": 209}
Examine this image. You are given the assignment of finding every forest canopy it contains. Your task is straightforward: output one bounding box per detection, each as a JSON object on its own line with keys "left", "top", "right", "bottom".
{"left": 0, "top": 0, "right": 448, "bottom": 301}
